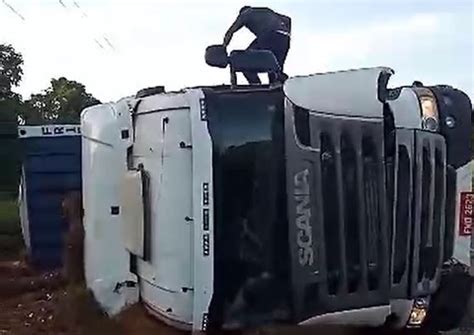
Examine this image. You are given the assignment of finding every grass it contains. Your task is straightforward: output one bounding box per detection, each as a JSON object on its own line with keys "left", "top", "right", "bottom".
{"left": 0, "top": 198, "right": 20, "bottom": 235}
{"left": 0, "top": 197, "right": 23, "bottom": 256}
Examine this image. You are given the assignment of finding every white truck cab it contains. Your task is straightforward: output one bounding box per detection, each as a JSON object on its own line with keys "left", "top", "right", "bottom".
{"left": 81, "top": 60, "right": 472, "bottom": 333}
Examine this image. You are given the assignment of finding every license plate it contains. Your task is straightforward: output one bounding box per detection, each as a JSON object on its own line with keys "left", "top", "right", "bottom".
{"left": 459, "top": 192, "right": 473, "bottom": 236}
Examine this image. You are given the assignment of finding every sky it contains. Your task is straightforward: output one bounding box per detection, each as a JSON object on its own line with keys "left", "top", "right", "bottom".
{"left": 1, "top": 0, "right": 473, "bottom": 102}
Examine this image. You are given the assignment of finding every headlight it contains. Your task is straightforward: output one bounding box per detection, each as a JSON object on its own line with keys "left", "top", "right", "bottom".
{"left": 413, "top": 87, "right": 439, "bottom": 132}
{"left": 406, "top": 297, "right": 429, "bottom": 328}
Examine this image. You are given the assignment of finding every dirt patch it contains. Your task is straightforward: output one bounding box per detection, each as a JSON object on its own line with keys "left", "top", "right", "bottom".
{"left": 0, "top": 258, "right": 186, "bottom": 335}
{"left": 117, "top": 304, "right": 185, "bottom": 335}
{"left": 0, "top": 264, "right": 63, "bottom": 300}
{"left": 0, "top": 257, "right": 453, "bottom": 335}
{"left": 0, "top": 193, "right": 188, "bottom": 335}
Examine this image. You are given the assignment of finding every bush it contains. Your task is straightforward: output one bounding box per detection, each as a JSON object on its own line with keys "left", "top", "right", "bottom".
{"left": 0, "top": 198, "right": 20, "bottom": 235}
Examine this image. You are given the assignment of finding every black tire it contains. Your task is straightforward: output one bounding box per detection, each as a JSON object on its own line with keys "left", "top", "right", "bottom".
{"left": 424, "top": 268, "right": 473, "bottom": 332}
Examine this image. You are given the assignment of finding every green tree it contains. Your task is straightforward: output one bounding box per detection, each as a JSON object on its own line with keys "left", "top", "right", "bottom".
{"left": 0, "top": 44, "right": 23, "bottom": 94}
{"left": 0, "top": 44, "right": 23, "bottom": 196}
{"left": 22, "top": 77, "right": 101, "bottom": 125}
{"left": 0, "top": 44, "right": 24, "bottom": 122}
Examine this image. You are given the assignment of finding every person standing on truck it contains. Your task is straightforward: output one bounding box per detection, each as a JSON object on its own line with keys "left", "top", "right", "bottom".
{"left": 223, "top": 6, "right": 291, "bottom": 84}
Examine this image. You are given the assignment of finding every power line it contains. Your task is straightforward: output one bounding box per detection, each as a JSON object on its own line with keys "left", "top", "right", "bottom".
{"left": 103, "top": 36, "right": 116, "bottom": 51}
{"left": 71, "top": 0, "right": 116, "bottom": 51}
{"left": 2, "top": 0, "right": 25, "bottom": 21}
{"left": 94, "top": 39, "right": 104, "bottom": 49}
{"left": 58, "top": 0, "right": 117, "bottom": 52}
{"left": 73, "top": 1, "right": 87, "bottom": 18}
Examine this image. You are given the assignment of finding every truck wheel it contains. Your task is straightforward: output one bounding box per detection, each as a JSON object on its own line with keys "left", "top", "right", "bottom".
{"left": 424, "top": 266, "right": 473, "bottom": 332}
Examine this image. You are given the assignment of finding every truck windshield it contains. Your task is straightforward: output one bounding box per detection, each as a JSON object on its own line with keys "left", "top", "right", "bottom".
{"left": 204, "top": 87, "right": 290, "bottom": 329}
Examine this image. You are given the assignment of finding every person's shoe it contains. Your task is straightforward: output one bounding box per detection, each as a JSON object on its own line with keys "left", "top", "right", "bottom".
{"left": 270, "top": 72, "right": 288, "bottom": 84}
{"left": 279, "top": 73, "right": 289, "bottom": 82}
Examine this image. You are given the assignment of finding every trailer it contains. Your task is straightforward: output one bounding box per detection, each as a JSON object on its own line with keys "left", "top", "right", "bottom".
{"left": 18, "top": 125, "right": 82, "bottom": 269}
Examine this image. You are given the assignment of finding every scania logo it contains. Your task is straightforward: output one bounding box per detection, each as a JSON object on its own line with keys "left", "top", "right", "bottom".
{"left": 294, "top": 169, "right": 314, "bottom": 267}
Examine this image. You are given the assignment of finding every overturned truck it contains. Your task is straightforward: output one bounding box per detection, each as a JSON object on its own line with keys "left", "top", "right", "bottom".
{"left": 80, "top": 52, "right": 472, "bottom": 333}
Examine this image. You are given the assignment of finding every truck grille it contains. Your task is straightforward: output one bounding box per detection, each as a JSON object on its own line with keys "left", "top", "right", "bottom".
{"left": 286, "top": 106, "right": 448, "bottom": 322}
{"left": 390, "top": 130, "right": 447, "bottom": 298}
{"left": 390, "top": 129, "right": 413, "bottom": 296}
{"left": 286, "top": 107, "right": 391, "bottom": 321}
{"left": 411, "top": 131, "right": 447, "bottom": 296}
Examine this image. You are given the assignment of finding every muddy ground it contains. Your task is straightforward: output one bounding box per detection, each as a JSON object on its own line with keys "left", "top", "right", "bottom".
{"left": 0, "top": 255, "right": 470, "bottom": 335}
{"left": 0, "top": 257, "right": 422, "bottom": 335}
{"left": 0, "top": 257, "right": 185, "bottom": 335}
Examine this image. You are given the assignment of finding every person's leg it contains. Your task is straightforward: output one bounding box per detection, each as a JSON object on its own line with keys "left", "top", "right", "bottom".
{"left": 266, "top": 34, "right": 288, "bottom": 70}
{"left": 275, "top": 36, "right": 290, "bottom": 82}
{"left": 243, "top": 38, "right": 262, "bottom": 84}
{"left": 278, "top": 36, "right": 290, "bottom": 71}
{"left": 273, "top": 35, "right": 290, "bottom": 82}
{"left": 243, "top": 70, "right": 261, "bottom": 85}
{"left": 259, "top": 33, "right": 290, "bottom": 83}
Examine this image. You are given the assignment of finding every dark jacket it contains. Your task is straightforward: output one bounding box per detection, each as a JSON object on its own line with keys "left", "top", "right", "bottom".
{"left": 237, "top": 7, "right": 291, "bottom": 37}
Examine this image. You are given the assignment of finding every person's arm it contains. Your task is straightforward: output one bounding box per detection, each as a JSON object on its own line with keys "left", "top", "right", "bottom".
{"left": 223, "top": 11, "right": 247, "bottom": 46}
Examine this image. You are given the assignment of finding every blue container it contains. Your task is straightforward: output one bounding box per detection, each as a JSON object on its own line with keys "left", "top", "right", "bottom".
{"left": 18, "top": 125, "right": 81, "bottom": 269}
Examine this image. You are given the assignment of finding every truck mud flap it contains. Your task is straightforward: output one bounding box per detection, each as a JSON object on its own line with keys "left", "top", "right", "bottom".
{"left": 284, "top": 104, "right": 391, "bottom": 322}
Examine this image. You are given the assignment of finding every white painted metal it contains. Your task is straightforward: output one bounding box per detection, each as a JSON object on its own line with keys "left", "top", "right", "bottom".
{"left": 132, "top": 96, "right": 194, "bottom": 330}
{"left": 136, "top": 91, "right": 190, "bottom": 115}
{"left": 388, "top": 88, "right": 423, "bottom": 129}
{"left": 300, "top": 305, "right": 390, "bottom": 327}
{"left": 126, "top": 90, "right": 215, "bottom": 332}
{"left": 453, "top": 161, "right": 473, "bottom": 267}
{"left": 81, "top": 98, "right": 139, "bottom": 316}
{"left": 18, "top": 124, "right": 81, "bottom": 138}
{"left": 82, "top": 90, "right": 215, "bottom": 330}
{"left": 142, "top": 282, "right": 194, "bottom": 330}
{"left": 301, "top": 299, "right": 413, "bottom": 330}
{"left": 120, "top": 171, "right": 145, "bottom": 258}
{"left": 390, "top": 299, "right": 414, "bottom": 329}
{"left": 284, "top": 67, "right": 393, "bottom": 119}
{"left": 186, "top": 89, "right": 214, "bottom": 333}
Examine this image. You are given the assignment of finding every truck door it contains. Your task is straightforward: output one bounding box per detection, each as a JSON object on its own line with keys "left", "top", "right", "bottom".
{"left": 133, "top": 103, "right": 194, "bottom": 328}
